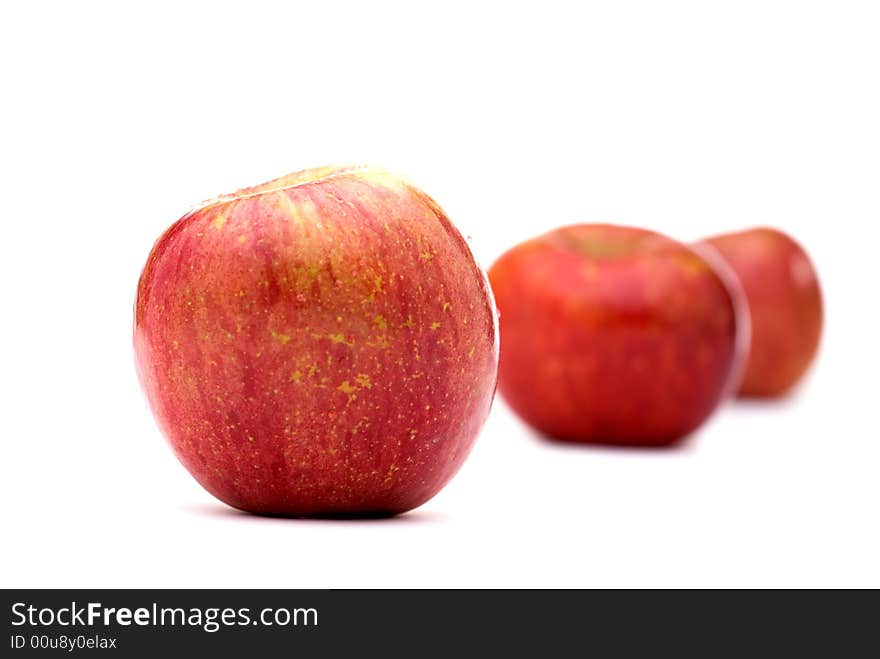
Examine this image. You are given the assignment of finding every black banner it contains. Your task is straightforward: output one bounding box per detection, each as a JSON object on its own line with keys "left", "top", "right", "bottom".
{"left": 2, "top": 590, "right": 876, "bottom": 656}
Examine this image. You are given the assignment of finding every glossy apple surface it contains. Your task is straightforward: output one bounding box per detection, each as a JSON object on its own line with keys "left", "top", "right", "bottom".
{"left": 135, "top": 166, "right": 498, "bottom": 515}
{"left": 700, "top": 227, "right": 822, "bottom": 397}
{"left": 489, "top": 224, "right": 744, "bottom": 446}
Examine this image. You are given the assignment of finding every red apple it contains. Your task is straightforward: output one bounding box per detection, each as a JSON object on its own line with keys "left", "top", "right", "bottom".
{"left": 488, "top": 224, "right": 746, "bottom": 446}
{"left": 699, "top": 227, "right": 823, "bottom": 397}
{"left": 134, "top": 166, "right": 498, "bottom": 515}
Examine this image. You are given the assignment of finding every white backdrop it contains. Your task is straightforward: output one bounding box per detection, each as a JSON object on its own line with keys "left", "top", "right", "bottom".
{"left": 2, "top": 1, "right": 878, "bottom": 588}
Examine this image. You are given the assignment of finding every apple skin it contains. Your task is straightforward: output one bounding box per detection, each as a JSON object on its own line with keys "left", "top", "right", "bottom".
{"left": 134, "top": 166, "right": 498, "bottom": 516}
{"left": 699, "top": 227, "right": 823, "bottom": 398}
{"left": 488, "top": 224, "right": 745, "bottom": 446}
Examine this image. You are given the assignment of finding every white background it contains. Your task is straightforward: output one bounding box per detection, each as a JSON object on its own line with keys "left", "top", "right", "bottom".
{"left": 2, "top": 1, "right": 878, "bottom": 588}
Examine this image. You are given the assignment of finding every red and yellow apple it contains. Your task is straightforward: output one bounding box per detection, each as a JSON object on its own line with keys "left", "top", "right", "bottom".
{"left": 134, "top": 166, "right": 498, "bottom": 515}
{"left": 489, "top": 224, "right": 746, "bottom": 446}
{"left": 699, "top": 227, "right": 823, "bottom": 397}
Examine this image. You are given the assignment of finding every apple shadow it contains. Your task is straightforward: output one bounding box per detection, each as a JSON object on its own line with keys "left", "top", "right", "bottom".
{"left": 728, "top": 393, "right": 800, "bottom": 412}
{"left": 181, "top": 502, "right": 448, "bottom": 525}
{"left": 526, "top": 426, "right": 697, "bottom": 455}
{"left": 727, "top": 366, "right": 817, "bottom": 409}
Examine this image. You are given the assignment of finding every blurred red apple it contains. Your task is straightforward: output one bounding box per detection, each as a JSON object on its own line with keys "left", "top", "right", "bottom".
{"left": 134, "top": 166, "right": 498, "bottom": 515}
{"left": 699, "top": 227, "right": 823, "bottom": 397}
{"left": 488, "top": 224, "right": 746, "bottom": 446}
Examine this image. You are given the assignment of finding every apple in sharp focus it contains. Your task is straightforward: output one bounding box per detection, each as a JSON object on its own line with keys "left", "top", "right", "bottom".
{"left": 488, "top": 224, "right": 746, "bottom": 446}
{"left": 699, "top": 227, "right": 823, "bottom": 397}
{"left": 134, "top": 166, "right": 498, "bottom": 515}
